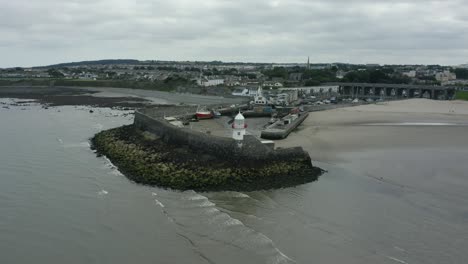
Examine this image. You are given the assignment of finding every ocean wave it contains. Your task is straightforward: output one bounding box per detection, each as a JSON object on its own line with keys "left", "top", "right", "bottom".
{"left": 98, "top": 190, "right": 108, "bottom": 195}
{"left": 151, "top": 190, "right": 296, "bottom": 264}
{"left": 154, "top": 199, "right": 165, "bottom": 208}
{"left": 101, "top": 156, "right": 124, "bottom": 176}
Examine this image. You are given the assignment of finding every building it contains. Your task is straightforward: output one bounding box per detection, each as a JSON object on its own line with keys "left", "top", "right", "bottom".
{"left": 262, "top": 81, "right": 283, "bottom": 88}
{"left": 225, "top": 80, "right": 241, "bottom": 86}
{"left": 335, "top": 70, "right": 346, "bottom": 79}
{"left": 289, "top": 73, "right": 303, "bottom": 81}
{"left": 232, "top": 88, "right": 259, "bottom": 97}
{"left": 402, "top": 70, "right": 416, "bottom": 78}
{"left": 435, "top": 71, "right": 457, "bottom": 83}
{"left": 197, "top": 78, "right": 225, "bottom": 87}
{"left": 78, "top": 73, "right": 98, "bottom": 80}
{"left": 232, "top": 112, "right": 246, "bottom": 141}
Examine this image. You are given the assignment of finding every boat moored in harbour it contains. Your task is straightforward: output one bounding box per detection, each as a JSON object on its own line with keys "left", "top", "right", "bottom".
{"left": 195, "top": 106, "right": 214, "bottom": 119}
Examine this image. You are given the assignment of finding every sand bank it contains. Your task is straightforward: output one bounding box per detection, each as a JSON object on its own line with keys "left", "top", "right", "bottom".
{"left": 277, "top": 99, "right": 468, "bottom": 163}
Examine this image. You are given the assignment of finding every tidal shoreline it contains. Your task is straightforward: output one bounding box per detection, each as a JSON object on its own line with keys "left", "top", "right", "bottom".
{"left": 0, "top": 86, "right": 152, "bottom": 108}
{"left": 0, "top": 85, "right": 245, "bottom": 107}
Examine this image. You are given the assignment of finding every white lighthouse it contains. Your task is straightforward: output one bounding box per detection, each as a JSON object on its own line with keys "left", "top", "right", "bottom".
{"left": 232, "top": 112, "right": 246, "bottom": 141}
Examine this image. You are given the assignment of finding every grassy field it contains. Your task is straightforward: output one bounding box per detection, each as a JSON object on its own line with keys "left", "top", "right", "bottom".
{"left": 455, "top": 90, "right": 468, "bottom": 100}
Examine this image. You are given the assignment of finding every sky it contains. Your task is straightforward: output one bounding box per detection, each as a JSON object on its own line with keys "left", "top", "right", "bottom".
{"left": 1, "top": 0, "right": 467, "bottom": 68}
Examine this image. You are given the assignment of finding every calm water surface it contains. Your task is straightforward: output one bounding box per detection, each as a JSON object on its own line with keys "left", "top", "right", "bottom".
{"left": 1, "top": 99, "right": 467, "bottom": 264}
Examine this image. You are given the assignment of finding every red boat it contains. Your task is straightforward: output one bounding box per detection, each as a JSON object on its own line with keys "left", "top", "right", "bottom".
{"left": 196, "top": 106, "right": 213, "bottom": 119}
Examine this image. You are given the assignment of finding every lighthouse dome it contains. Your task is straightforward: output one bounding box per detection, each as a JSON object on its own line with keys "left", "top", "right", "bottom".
{"left": 235, "top": 112, "right": 245, "bottom": 120}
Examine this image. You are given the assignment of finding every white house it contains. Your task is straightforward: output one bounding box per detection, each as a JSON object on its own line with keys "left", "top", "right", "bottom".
{"left": 262, "top": 81, "right": 283, "bottom": 88}
{"left": 232, "top": 88, "right": 259, "bottom": 97}
{"left": 197, "top": 78, "right": 225, "bottom": 87}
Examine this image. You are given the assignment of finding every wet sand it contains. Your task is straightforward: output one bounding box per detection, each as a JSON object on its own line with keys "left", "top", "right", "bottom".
{"left": 0, "top": 86, "right": 151, "bottom": 108}
{"left": 267, "top": 99, "right": 468, "bottom": 263}
{"left": 0, "top": 86, "right": 246, "bottom": 107}
{"left": 276, "top": 98, "right": 468, "bottom": 210}
{"left": 277, "top": 99, "right": 468, "bottom": 162}
{"left": 276, "top": 98, "right": 468, "bottom": 197}
{"left": 62, "top": 86, "right": 246, "bottom": 105}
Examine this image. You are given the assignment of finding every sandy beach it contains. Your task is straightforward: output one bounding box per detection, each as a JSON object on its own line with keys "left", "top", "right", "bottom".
{"left": 277, "top": 99, "right": 468, "bottom": 213}
{"left": 278, "top": 99, "right": 468, "bottom": 162}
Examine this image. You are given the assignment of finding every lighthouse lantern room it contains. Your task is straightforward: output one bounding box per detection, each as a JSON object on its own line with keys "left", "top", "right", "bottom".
{"left": 232, "top": 112, "right": 247, "bottom": 141}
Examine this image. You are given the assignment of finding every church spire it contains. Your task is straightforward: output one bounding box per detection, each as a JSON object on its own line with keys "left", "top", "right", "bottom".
{"left": 307, "top": 56, "right": 310, "bottom": 70}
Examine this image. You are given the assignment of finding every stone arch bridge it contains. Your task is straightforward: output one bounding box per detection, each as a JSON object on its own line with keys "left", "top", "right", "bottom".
{"left": 325, "top": 82, "right": 459, "bottom": 100}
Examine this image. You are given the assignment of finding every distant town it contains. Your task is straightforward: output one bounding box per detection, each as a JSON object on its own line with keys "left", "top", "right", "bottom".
{"left": 1, "top": 59, "right": 468, "bottom": 98}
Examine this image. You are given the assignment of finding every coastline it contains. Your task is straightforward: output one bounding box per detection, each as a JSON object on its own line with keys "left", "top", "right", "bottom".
{"left": 3, "top": 88, "right": 468, "bottom": 263}
{"left": 0, "top": 85, "right": 246, "bottom": 107}
{"left": 4, "top": 86, "right": 467, "bottom": 192}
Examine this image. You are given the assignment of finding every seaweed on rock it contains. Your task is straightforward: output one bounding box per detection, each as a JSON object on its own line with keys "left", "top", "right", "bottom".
{"left": 91, "top": 125, "right": 322, "bottom": 191}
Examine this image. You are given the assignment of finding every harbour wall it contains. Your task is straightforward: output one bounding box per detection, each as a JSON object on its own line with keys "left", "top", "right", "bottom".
{"left": 261, "top": 112, "right": 309, "bottom": 140}
{"left": 134, "top": 110, "right": 310, "bottom": 164}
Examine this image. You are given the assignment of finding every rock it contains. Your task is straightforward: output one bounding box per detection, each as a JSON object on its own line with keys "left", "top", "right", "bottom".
{"left": 91, "top": 125, "right": 323, "bottom": 191}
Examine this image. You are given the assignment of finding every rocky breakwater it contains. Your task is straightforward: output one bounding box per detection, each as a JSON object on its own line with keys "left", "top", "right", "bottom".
{"left": 91, "top": 108, "right": 323, "bottom": 191}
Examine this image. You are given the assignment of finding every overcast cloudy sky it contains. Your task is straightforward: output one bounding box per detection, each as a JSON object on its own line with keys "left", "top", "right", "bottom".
{"left": 1, "top": 0, "right": 467, "bottom": 67}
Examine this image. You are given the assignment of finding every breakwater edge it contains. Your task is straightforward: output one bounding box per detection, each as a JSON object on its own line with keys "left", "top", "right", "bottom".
{"left": 91, "top": 107, "right": 323, "bottom": 191}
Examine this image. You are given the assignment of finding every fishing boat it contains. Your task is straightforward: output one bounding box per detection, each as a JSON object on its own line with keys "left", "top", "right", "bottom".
{"left": 212, "top": 110, "right": 222, "bottom": 118}
{"left": 195, "top": 106, "right": 213, "bottom": 119}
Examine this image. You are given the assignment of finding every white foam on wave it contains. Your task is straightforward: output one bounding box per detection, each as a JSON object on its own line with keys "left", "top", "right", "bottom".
{"left": 224, "top": 218, "right": 243, "bottom": 227}
{"left": 102, "top": 156, "right": 124, "bottom": 176}
{"left": 269, "top": 251, "right": 297, "bottom": 264}
{"left": 103, "top": 156, "right": 113, "bottom": 166}
{"left": 152, "top": 191, "right": 296, "bottom": 264}
{"left": 207, "top": 212, "right": 230, "bottom": 225}
{"left": 110, "top": 170, "right": 123, "bottom": 177}
{"left": 185, "top": 194, "right": 208, "bottom": 201}
{"left": 203, "top": 207, "right": 220, "bottom": 215}
{"left": 229, "top": 192, "right": 250, "bottom": 198}
{"left": 154, "top": 199, "right": 165, "bottom": 208}
{"left": 98, "top": 190, "right": 108, "bottom": 195}
{"left": 198, "top": 200, "right": 216, "bottom": 207}
{"left": 394, "top": 246, "right": 407, "bottom": 252}
{"left": 386, "top": 256, "right": 408, "bottom": 264}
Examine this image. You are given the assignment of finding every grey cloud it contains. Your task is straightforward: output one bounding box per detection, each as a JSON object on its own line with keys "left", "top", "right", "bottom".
{"left": 0, "top": 0, "right": 467, "bottom": 67}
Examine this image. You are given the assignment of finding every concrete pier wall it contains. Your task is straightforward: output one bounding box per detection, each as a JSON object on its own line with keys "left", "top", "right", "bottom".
{"left": 134, "top": 110, "right": 310, "bottom": 163}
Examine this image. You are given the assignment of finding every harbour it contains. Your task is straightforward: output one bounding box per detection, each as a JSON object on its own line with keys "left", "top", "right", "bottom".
{"left": 3, "top": 0, "right": 468, "bottom": 262}
{"left": 1, "top": 97, "right": 468, "bottom": 263}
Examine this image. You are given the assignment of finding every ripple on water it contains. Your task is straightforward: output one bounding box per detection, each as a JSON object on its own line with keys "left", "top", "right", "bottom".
{"left": 151, "top": 190, "right": 296, "bottom": 264}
